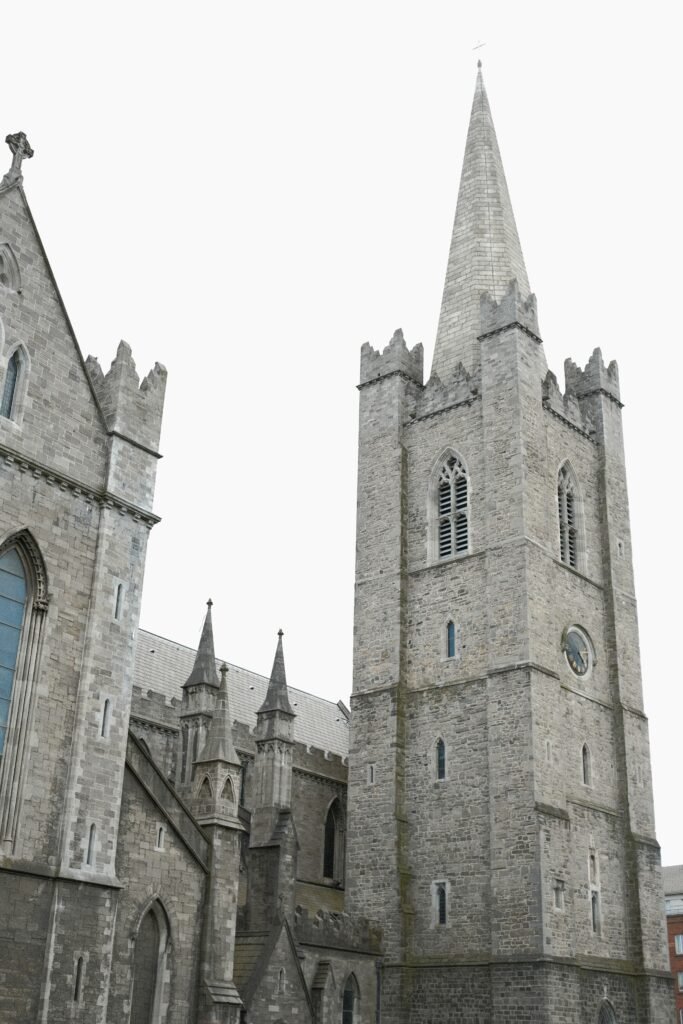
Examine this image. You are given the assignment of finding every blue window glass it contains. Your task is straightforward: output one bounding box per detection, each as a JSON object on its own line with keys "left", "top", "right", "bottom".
{"left": 447, "top": 621, "right": 455, "bottom": 658}
{"left": 0, "top": 548, "right": 27, "bottom": 755}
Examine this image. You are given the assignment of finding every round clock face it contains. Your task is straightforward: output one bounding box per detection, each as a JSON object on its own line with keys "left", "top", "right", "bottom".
{"left": 564, "top": 626, "right": 592, "bottom": 677}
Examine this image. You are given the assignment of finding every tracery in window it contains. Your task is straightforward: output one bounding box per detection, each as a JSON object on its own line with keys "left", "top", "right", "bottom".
{"left": 436, "top": 453, "right": 469, "bottom": 559}
{"left": 558, "top": 462, "right": 582, "bottom": 569}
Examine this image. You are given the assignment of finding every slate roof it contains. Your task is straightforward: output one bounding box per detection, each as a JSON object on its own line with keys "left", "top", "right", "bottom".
{"left": 662, "top": 864, "right": 683, "bottom": 896}
{"left": 134, "top": 628, "right": 349, "bottom": 758}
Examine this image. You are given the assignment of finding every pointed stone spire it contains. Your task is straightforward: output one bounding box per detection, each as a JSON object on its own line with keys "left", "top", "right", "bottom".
{"left": 432, "top": 63, "right": 531, "bottom": 380}
{"left": 198, "top": 664, "right": 240, "bottom": 765}
{"left": 183, "top": 599, "right": 220, "bottom": 689}
{"left": 257, "top": 630, "right": 295, "bottom": 716}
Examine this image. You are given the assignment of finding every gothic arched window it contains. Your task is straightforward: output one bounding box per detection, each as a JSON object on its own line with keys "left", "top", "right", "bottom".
{"left": 130, "top": 900, "right": 170, "bottom": 1024}
{"left": 435, "top": 453, "right": 469, "bottom": 559}
{"left": 558, "top": 462, "right": 582, "bottom": 569}
{"left": 323, "top": 798, "right": 344, "bottom": 883}
{"left": 0, "top": 547, "right": 27, "bottom": 757}
{"left": 597, "top": 1000, "right": 616, "bottom": 1024}
{"left": 446, "top": 620, "right": 456, "bottom": 659}
{"left": 0, "top": 244, "right": 20, "bottom": 292}
{"left": 582, "top": 743, "right": 592, "bottom": 786}
{"left": 435, "top": 738, "right": 446, "bottom": 781}
{"left": 0, "top": 532, "right": 48, "bottom": 850}
{"left": 1, "top": 350, "right": 21, "bottom": 420}
{"left": 342, "top": 974, "right": 359, "bottom": 1024}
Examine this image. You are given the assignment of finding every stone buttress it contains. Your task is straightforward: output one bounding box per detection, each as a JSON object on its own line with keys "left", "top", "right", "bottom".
{"left": 190, "top": 661, "right": 244, "bottom": 1024}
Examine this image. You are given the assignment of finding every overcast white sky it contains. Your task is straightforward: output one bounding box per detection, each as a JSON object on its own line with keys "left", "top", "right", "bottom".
{"left": 4, "top": 2, "right": 682, "bottom": 863}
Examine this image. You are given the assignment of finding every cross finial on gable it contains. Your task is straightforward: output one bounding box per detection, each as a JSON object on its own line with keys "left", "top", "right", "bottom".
{"left": 2, "top": 132, "right": 34, "bottom": 189}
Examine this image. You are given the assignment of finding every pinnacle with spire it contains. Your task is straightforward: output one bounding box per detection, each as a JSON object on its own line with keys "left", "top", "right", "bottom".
{"left": 432, "top": 64, "right": 532, "bottom": 380}
{"left": 257, "top": 629, "right": 295, "bottom": 717}
{"left": 198, "top": 663, "right": 240, "bottom": 765}
{"left": 183, "top": 599, "right": 220, "bottom": 689}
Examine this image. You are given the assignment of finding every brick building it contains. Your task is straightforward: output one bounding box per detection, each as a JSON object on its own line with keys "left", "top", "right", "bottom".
{"left": 664, "top": 866, "right": 683, "bottom": 1021}
{"left": 0, "top": 65, "right": 673, "bottom": 1022}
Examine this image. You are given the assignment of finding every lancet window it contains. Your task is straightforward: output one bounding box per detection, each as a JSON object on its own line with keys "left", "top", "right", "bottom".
{"left": 1, "top": 350, "right": 20, "bottom": 420}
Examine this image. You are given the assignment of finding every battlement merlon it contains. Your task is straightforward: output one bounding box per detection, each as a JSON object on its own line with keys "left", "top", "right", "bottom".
{"left": 359, "top": 329, "right": 424, "bottom": 386}
{"left": 479, "top": 278, "right": 540, "bottom": 339}
{"left": 564, "top": 347, "right": 621, "bottom": 405}
{"left": 86, "top": 341, "right": 167, "bottom": 453}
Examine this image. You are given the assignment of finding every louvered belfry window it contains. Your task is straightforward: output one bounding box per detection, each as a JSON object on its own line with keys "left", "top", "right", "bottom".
{"left": 437, "top": 455, "right": 468, "bottom": 558}
{"left": 558, "top": 464, "right": 578, "bottom": 568}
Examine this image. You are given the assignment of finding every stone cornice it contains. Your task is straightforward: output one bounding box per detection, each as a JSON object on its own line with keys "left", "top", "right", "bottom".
{"left": 108, "top": 429, "right": 162, "bottom": 459}
{"left": 382, "top": 954, "right": 667, "bottom": 979}
{"left": 542, "top": 400, "right": 597, "bottom": 443}
{"left": 357, "top": 369, "right": 421, "bottom": 390}
{"left": 578, "top": 386, "right": 624, "bottom": 409}
{"left": 477, "top": 321, "right": 543, "bottom": 345}
{"left": 0, "top": 443, "right": 160, "bottom": 527}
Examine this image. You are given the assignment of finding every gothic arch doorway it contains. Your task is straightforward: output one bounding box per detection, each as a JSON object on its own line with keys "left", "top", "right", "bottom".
{"left": 130, "top": 900, "right": 170, "bottom": 1024}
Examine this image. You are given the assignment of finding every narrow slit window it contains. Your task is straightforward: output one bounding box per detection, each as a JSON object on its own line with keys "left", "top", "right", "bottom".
{"left": 446, "top": 621, "right": 456, "bottom": 659}
{"left": 155, "top": 825, "right": 165, "bottom": 850}
{"left": 101, "top": 699, "right": 111, "bottom": 738}
{"left": 591, "top": 890, "right": 600, "bottom": 933}
{"left": 0, "top": 350, "right": 20, "bottom": 420}
{"left": 86, "top": 823, "right": 96, "bottom": 866}
{"left": 73, "top": 957, "right": 84, "bottom": 1002}
{"left": 435, "top": 882, "right": 447, "bottom": 925}
{"left": 582, "top": 744, "right": 592, "bottom": 786}
{"left": 436, "top": 454, "right": 469, "bottom": 559}
{"left": 114, "top": 583, "right": 124, "bottom": 621}
{"left": 436, "top": 739, "right": 446, "bottom": 781}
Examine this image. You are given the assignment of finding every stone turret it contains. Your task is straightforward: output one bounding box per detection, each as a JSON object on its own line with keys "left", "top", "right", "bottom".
{"left": 191, "top": 664, "right": 244, "bottom": 1024}
{"left": 250, "top": 631, "right": 296, "bottom": 847}
{"left": 179, "top": 601, "right": 220, "bottom": 790}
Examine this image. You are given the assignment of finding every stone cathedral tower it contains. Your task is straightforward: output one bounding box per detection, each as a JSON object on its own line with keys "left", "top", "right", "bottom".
{"left": 345, "top": 65, "right": 671, "bottom": 1022}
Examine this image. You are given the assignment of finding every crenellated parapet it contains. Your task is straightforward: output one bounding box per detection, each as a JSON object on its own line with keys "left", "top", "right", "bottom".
{"left": 359, "top": 329, "right": 423, "bottom": 386}
{"left": 86, "top": 340, "right": 167, "bottom": 452}
{"left": 542, "top": 369, "right": 595, "bottom": 438}
{"left": 293, "top": 906, "right": 382, "bottom": 954}
{"left": 415, "top": 362, "right": 478, "bottom": 420}
{"left": 564, "top": 347, "right": 621, "bottom": 406}
{"left": 479, "top": 279, "right": 540, "bottom": 340}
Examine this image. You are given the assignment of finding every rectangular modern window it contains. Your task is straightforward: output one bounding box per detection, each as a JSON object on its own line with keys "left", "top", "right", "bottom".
{"left": 676, "top": 933, "right": 683, "bottom": 955}
{"left": 679, "top": 971, "right": 683, "bottom": 992}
